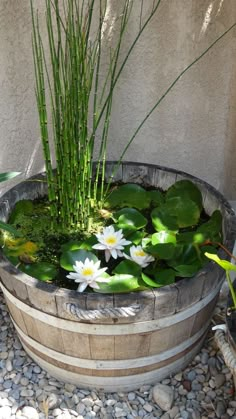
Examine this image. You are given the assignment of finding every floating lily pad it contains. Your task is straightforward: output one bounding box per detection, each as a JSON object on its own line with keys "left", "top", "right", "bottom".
{"left": 93, "top": 274, "right": 145, "bottom": 293}
{"left": 152, "top": 231, "right": 176, "bottom": 245}
{"left": 20, "top": 262, "right": 58, "bottom": 281}
{"left": 114, "top": 208, "right": 147, "bottom": 231}
{"left": 145, "top": 243, "right": 176, "bottom": 260}
{"left": 164, "top": 197, "right": 200, "bottom": 228}
{"left": 197, "top": 210, "right": 222, "bottom": 242}
{"left": 113, "top": 260, "right": 141, "bottom": 276}
{"left": 60, "top": 249, "right": 98, "bottom": 271}
{"left": 151, "top": 207, "right": 179, "bottom": 232}
{"left": 166, "top": 180, "right": 203, "bottom": 210}
{"left": 147, "top": 190, "right": 164, "bottom": 207}
{"left": 105, "top": 184, "right": 150, "bottom": 209}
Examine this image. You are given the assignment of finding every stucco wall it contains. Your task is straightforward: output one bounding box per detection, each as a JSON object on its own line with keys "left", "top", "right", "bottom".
{"left": 1, "top": 0, "right": 236, "bottom": 198}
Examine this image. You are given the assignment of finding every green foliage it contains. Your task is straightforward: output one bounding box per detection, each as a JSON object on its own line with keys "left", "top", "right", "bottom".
{"left": 0, "top": 172, "right": 20, "bottom": 183}
{"left": 60, "top": 250, "right": 98, "bottom": 271}
{"left": 113, "top": 208, "right": 147, "bottom": 231}
{"left": 166, "top": 180, "right": 203, "bottom": 210}
{"left": 205, "top": 252, "right": 236, "bottom": 309}
{"left": 20, "top": 262, "right": 57, "bottom": 282}
{"left": 105, "top": 184, "right": 150, "bottom": 210}
{"left": 93, "top": 274, "right": 146, "bottom": 294}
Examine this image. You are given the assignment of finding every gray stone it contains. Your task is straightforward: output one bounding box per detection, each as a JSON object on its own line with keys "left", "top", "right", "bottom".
{"left": 0, "top": 406, "right": 11, "bottom": 419}
{"left": 216, "top": 401, "right": 227, "bottom": 418}
{"left": 21, "top": 406, "right": 39, "bottom": 419}
{"left": 20, "top": 389, "right": 34, "bottom": 397}
{"left": 46, "top": 393, "right": 61, "bottom": 410}
{"left": 187, "top": 371, "right": 196, "bottom": 381}
{"left": 215, "top": 373, "right": 226, "bottom": 388}
{"left": 152, "top": 384, "right": 174, "bottom": 412}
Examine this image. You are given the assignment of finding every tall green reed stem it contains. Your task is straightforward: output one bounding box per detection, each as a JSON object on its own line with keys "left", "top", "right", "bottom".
{"left": 31, "top": 0, "right": 161, "bottom": 232}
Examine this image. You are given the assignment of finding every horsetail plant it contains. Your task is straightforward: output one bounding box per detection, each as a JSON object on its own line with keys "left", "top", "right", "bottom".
{"left": 31, "top": 0, "right": 162, "bottom": 233}
{"left": 31, "top": 0, "right": 236, "bottom": 234}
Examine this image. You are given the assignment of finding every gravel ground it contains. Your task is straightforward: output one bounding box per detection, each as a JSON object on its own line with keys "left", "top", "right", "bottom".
{"left": 0, "top": 290, "right": 235, "bottom": 419}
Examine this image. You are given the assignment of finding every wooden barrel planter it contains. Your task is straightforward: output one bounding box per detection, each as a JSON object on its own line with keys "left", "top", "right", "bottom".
{"left": 0, "top": 162, "right": 235, "bottom": 392}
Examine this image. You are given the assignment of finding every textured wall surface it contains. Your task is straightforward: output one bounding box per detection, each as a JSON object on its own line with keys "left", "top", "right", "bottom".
{"left": 0, "top": 0, "right": 236, "bottom": 198}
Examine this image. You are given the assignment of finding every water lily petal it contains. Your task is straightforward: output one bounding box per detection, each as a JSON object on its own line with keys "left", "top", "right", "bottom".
{"left": 77, "top": 282, "right": 88, "bottom": 292}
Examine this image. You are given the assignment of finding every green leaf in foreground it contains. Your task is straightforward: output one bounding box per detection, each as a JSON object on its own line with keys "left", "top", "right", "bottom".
{"left": 60, "top": 250, "right": 98, "bottom": 271}
{"left": 0, "top": 172, "right": 21, "bottom": 183}
{"left": 0, "top": 220, "right": 22, "bottom": 237}
{"left": 205, "top": 252, "right": 236, "bottom": 272}
{"left": 20, "top": 262, "right": 57, "bottom": 281}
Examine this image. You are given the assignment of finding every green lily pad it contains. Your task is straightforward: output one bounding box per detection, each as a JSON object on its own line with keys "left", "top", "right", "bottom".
{"left": 147, "top": 190, "right": 164, "bottom": 207}
{"left": 173, "top": 263, "right": 202, "bottom": 277}
{"left": 153, "top": 269, "right": 176, "bottom": 285}
{"left": 105, "top": 184, "right": 150, "bottom": 210}
{"left": 93, "top": 274, "right": 145, "bottom": 293}
{"left": 61, "top": 235, "right": 97, "bottom": 252}
{"left": 151, "top": 207, "right": 179, "bottom": 232}
{"left": 164, "top": 197, "right": 200, "bottom": 228}
{"left": 145, "top": 243, "right": 176, "bottom": 260}
{"left": 60, "top": 249, "right": 98, "bottom": 271}
{"left": 20, "top": 262, "right": 58, "bottom": 281}
{"left": 126, "top": 231, "right": 145, "bottom": 244}
{"left": 205, "top": 252, "right": 236, "bottom": 272}
{"left": 113, "top": 260, "right": 141, "bottom": 276}
{"left": 114, "top": 208, "right": 147, "bottom": 231}
{"left": 197, "top": 210, "right": 222, "bottom": 242}
{"left": 152, "top": 231, "right": 176, "bottom": 245}
{"left": 166, "top": 180, "right": 203, "bottom": 210}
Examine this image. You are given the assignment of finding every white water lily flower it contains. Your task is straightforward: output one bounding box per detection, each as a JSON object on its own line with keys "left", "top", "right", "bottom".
{"left": 66, "top": 258, "right": 109, "bottom": 292}
{"left": 124, "top": 245, "right": 154, "bottom": 268}
{"left": 93, "top": 225, "right": 131, "bottom": 262}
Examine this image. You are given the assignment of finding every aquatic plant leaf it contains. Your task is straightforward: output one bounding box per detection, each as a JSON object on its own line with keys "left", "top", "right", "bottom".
{"left": 114, "top": 208, "right": 147, "bottom": 231}
{"left": 197, "top": 210, "right": 222, "bottom": 242}
{"left": 145, "top": 243, "right": 176, "bottom": 260}
{"left": 173, "top": 263, "right": 202, "bottom": 277}
{"left": 0, "top": 172, "right": 21, "bottom": 183}
{"left": 60, "top": 249, "right": 98, "bottom": 271}
{"left": 152, "top": 231, "right": 176, "bottom": 245}
{"left": 205, "top": 252, "right": 236, "bottom": 272}
{"left": 93, "top": 274, "right": 145, "bottom": 293}
{"left": 105, "top": 184, "right": 150, "bottom": 209}
{"left": 113, "top": 260, "right": 141, "bottom": 276}
{"left": 147, "top": 190, "right": 164, "bottom": 207}
{"left": 164, "top": 197, "right": 200, "bottom": 228}
{"left": 151, "top": 207, "right": 179, "bottom": 231}
{"left": 166, "top": 180, "right": 203, "bottom": 210}
{"left": 0, "top": 221, "right": 22, "bottom": 237}
{"left": 20, "top": 262, "right": 57, "bottom": 281}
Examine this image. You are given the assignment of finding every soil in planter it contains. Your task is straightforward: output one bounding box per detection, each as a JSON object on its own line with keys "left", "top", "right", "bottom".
{"left": 0, "top": 181, "right": 222, "bottom": 292}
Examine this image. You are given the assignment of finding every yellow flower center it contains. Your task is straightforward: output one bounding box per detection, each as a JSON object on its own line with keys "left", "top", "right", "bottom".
{"left": 134, "top": 250, "right": 146, "bottom": 257}
{"left": 82, "top": 268, "right": 94, "bottom": 276}
{"left": 105, "top": 235, "right": 117, "bottom": 245}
